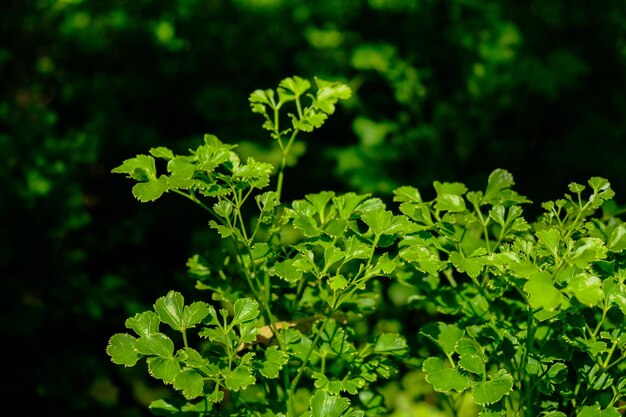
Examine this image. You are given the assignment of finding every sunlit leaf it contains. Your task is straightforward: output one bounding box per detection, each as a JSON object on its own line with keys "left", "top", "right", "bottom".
{"left": 422, "top": 357, "right": 470, "bottom": 393}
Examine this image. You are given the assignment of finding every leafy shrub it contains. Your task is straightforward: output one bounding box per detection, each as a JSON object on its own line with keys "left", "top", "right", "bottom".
{"left": 107, "top": 76, "right": 625, "bottom": 416}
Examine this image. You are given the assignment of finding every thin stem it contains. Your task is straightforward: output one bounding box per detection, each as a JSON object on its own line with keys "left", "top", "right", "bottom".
{"left": 288, "top": 313, "right": 334, "bottom": 413}
{"left": 171, "top": 188, "right": 220, "bottom": 220}
{"left": 276, "top": 129, "right": 299, "bottom": 201}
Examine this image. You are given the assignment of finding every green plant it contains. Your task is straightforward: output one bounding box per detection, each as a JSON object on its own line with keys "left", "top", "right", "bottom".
{"left": 107, "top": 76, "right": 626, "bottom": 416}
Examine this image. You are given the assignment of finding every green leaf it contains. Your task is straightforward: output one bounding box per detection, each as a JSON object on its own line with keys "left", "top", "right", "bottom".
{"left": 604, "top": 279, "right": 626, "bottom": 314}
{"left": 577, "top": 403, "right": 620, "bottom": 417}
{"left": 173, "top": 369, "right": 205, "bottom": 399}
{"left": 565, "top": 272, "right": 603, "bottom": 307}
{"left": 536, "top": 228, "right": 561, "bottom": 256}
{"left": 107, "top": 333, "right": 138, "bottom": 366}
{"left": 147, "top": 356, "right": 181, "bottom": 384}
{"left": 232, "top": 298, "right": 259, "bottom": 326}
{"left": 213, "top": 200, "right": 233, "bottom": 218}
{"left": 313, "top": 77, "right": 352, "bottom": 114}
{"left": 361, "top": 207, "right": 412, "bottom": 236}
{"left": 132, "top": 175, "right": 169, "bottom": 202}
{"left": 278, "top": 76, "right": 311, "bottom": 101}
{"left": 393, "top": 185, "right": 422, "bottom": 203}
{"left": 458, "top": 354, "right": 485, "bottom": 376}
{"left": 449, "top": 251, "right": 485, "bottom": 278}
{"left": 209, "top": 220, "right": 234, "bottom": 239}
{"left": 485, "top": 169, "right": 514, "bottom": 199}
{"left": 420, "top": 322, "right": 465, "bottom": 356}
{"left": 135, "top": 333, "right": 175, "bottom": 358}
{"left": 148, "top": 399, "right": 183, "bottom": 416}
{"left": 257, "top": 346, "right": 288, "bottom": 379}
{"left": 150, "top": 146, "right": 174, "bottom": 160}
{"left": 471, "top": 369, "right": 513, "bottom": 405}
{"left": 433, "top": 181, "right": 467, "bottom": 212}
{"left": 374, "top": 333, "right": 408, "bottom": 356}
{"left": 271, "top": 258, "right": 303, "bottom": 283}
{"left": 568, "top": 238, "right": 607, "bottom": 268}
{"left": 224, "top": 364, "right": 255, "bottom": 391}
{"left": 608, "top": 223, "right": 626, "bottom": 251}
{"left": 304, "top": 389, "right": 363, "bottom": 417}
{"left": 329, "top": 274, "right": 348, "bottom": 291}
{"left": 422, "top": 357, "right": 470, "bottom": 393}
{"left": 112, "top": 154, "right": 157, "bottom": 180}
{"left": 125, "top": 311, "right": 160, "bottom": 337}
{"left": 333, "top": 193, "right": 371, "bottom": 219}
{"left": 180, "top": 347, "right": 208, "bottom": 368}
{"left": 400, "top": 245, "right": 445, "bottom": 275}
{"left": 249, "top": 88, "right": 275, "bottom": 110}
{"left": 524, "top": 271, "right": 564, "bottom": 313}
{"left": 154, "top": 291, "right": 211, "bottom": 331}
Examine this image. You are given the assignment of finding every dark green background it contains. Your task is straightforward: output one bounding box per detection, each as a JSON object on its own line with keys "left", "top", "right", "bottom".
{"left": 2, "top": 1, "right": 626, "bottom": 415}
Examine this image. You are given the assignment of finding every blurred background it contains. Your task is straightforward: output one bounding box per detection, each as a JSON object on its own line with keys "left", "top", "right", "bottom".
{"left": 2, "top": 0, "right": 626, "bottom": 416}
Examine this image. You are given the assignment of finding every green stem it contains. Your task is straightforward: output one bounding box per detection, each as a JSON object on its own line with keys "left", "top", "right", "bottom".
{"left": 276, "top": 129, "right": 299, "bottom": 201}
{"left": 288, "top": 313, "right": 333, "bottom": 414}
{"left": 171, "top": 189, "right": 221, "bottom": 220}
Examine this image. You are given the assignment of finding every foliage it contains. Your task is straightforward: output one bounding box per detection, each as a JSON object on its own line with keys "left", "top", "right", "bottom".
{"left": 108, "top": 77, "right": 625, "bottom": 416}
{"left": 4, "top": 2, "right": 626, "bottom": 416}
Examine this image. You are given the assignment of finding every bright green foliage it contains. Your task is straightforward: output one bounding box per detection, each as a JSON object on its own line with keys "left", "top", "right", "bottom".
{"left": 108, "top": 77, "right": 625, "bottom": 417}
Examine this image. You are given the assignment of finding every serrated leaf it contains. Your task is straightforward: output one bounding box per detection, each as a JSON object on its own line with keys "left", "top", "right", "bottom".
{"left": 209, "top": 220, "right": 234, "bottom": 238}
{"left": 125, "top": 311, "right": 160, "bottom": 337}
{"left": 174, "top": 369, "right": 205, "bottom": 399}
{"left": 536, "top": 228, "right": 561, "bottom": 255}
{"left": 568, "top": 238, "right": 607, "bottom": 268}
{"left": 150, "top": 146, "right": 175, "bottom": 160}
{"left": 455, "top": 337, "right": 484, "bottom": 358}
{"left": 112, "top": 154, "right": 157, "bottom": 180}
{"left": 565, "top": 272, "right": 603, "bottom": 307}
{"left": 374, "top": 333, "right": 408, "bottom": 356}
{"left": 458, "top": 354, "right": 485, "bottom": 376}
{"left": 485, "top": 169, "right": 514, "bottom": 199}
{"left": 213, "top": 200, "right": 233, "bottom": 218}
{"left": 132, "top": 175, "right": 169, "bottom": 202}
{"left": 472, "top": 370, "right": 513, "bottom": 405}
{"left": 329, "top": 274, "right": 348, "bottom": 291}
{"left": 107, "top": 333, "right": 138, "bottom": 366}
{"left": 393, "top": 186, "right": 422, "bottom": 203}
{"left": 278, "top": 76, "right": 311, "bottom": 100}
{"left": 433, "top": 181, "right": 467, "bottom": 212}
{"left": 422, "top": 357, "right": 470, "bottom": 393}
{"left": 304, "top": 389, "right": 363, "bottom": 417}
{"left": 258, "top": 346, "right": 288, "bottom": 379}
{"left": 180, "top": 347, "right": 208, "bottom": 368}
{"left": 271, "top": 258, "right": 303, "bottom": 283}
{"left": 167, "top": 157, "right": 195, "bottom": 189}
{"left": 251, "top": 243, "right": 270, "bottom": 260}
{"left": 577, "top": 403, "right": 620, "bottom": 417}
{"left": 420, "top": 322, "right": 465, "bottom": 356}
{"left": 400, "top": 245, "right": 445, "bottom": 275}
{"left": 147, "top": 356, "right": 181, "bottom": 384}
{"left": 544, "top": 413, "right": 567, "bottom": 417}
{"left": 604, "top": 279, "right": 626, "bottom": 314}
{"left": 135, "top": 333, "right": 175, "bottom": 358}
{"left": 232, "top": 298, "right": 259, "bottom": 326}
{"left": 361, "top": 208, "right": 411, "bottom": 236}
{"left": 224, "top": 365, "right": 255, "bottom": 391}
{"left": 154, "top": 291, "right": 210, "bottom": 331}
{"left": 524, "top": 271, "right": 564, "bottom": 313}
{"left": 449, "top": 251, "right": 485, "bottom": 278}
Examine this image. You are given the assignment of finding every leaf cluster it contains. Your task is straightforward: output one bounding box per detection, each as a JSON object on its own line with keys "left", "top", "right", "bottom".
{"left": 108, "top": 76, "right": 625, "bottom": 417}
